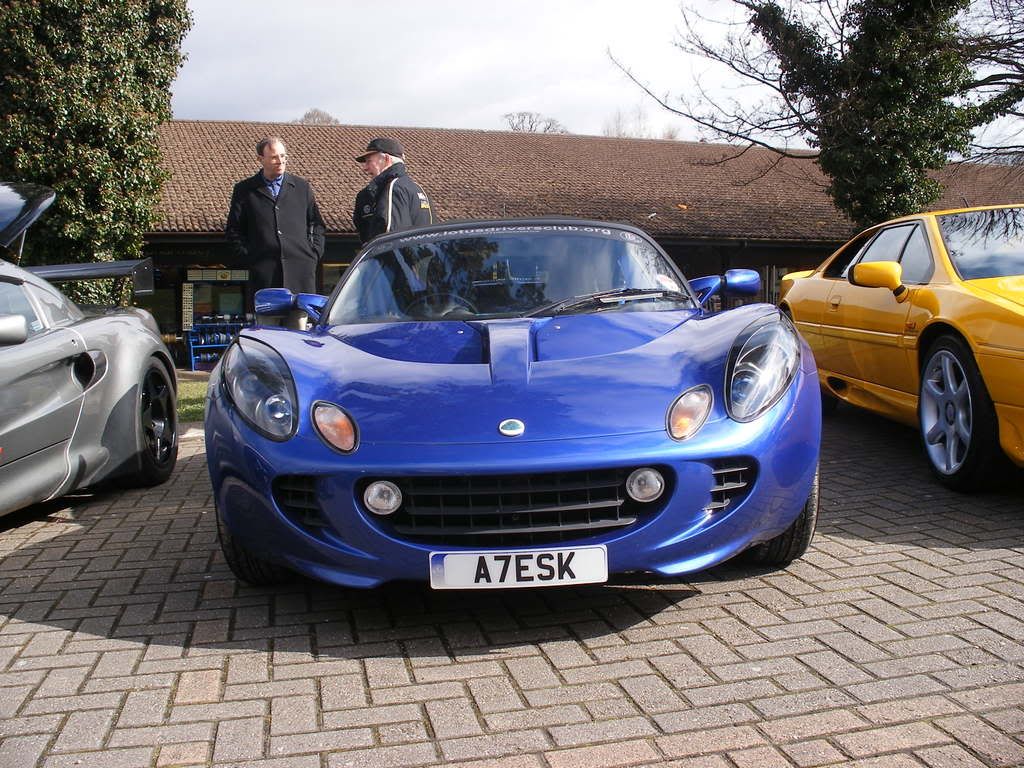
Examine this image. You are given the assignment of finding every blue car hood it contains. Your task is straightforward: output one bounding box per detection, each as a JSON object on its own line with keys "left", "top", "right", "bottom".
{"left": 255, "top": 307, "right": 774, "bottom": 445}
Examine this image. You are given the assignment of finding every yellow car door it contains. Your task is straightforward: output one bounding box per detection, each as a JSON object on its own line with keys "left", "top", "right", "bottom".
{"left": 824, "top": 224, "right": 921, "bottom": 394}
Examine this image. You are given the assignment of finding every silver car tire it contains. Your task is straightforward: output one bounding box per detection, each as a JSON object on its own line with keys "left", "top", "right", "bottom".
{"left": 122, "top": 360, "right": 179, "bottom": 488}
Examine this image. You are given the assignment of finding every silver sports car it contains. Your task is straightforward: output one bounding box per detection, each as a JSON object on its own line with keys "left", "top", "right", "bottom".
{"left": 0, "top": 182, "right": 178, "bottom": 517}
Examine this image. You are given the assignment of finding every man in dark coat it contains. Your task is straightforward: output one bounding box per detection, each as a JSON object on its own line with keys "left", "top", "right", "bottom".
{"left": 226, "top": 136, "right": 326, "bottom": 295}
{"left": 353, "top": 137, "right": 433, "bottom": 244}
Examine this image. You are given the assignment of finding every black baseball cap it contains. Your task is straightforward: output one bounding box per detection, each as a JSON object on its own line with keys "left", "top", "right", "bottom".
{"left": 354, "top": 137, "right": 404, "bottom": 162}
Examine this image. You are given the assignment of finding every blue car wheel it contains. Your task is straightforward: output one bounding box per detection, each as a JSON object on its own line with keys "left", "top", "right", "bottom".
{"left": 216, "top": 503, "right": 293, "bottom": 586}
{"left": 740, "top": 463, "right": 818, "bottom": 566}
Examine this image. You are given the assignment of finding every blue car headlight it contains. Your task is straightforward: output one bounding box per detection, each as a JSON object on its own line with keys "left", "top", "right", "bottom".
{"left": 726, "top": 315, "right": 800, "bottom": 422}
{"left": 221, "top": 337, "right": 298, "bottom": 440}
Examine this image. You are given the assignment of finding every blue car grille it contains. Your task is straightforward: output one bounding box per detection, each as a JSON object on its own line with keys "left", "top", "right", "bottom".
{"left": 372, "top": 467, "right": 671, "bottom": 547}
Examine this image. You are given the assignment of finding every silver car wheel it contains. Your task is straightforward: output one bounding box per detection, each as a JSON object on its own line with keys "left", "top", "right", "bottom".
{"left": 920, "top": 349, "right": 972, "bottom": 475}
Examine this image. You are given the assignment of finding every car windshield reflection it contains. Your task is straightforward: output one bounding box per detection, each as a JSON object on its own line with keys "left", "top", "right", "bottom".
{"left": 328, "top": 225, "right": 694, "bottom": 324}
{"left": 939, "top": 207, "right": 1024, "bottom": 279}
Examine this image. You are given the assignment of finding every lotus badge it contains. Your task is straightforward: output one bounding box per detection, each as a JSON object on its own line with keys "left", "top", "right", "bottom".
{"left": 498, "top": 418, "right": 525, "bottom": 437}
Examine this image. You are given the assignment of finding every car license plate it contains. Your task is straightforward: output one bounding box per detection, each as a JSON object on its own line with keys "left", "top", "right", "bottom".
{"left": 429, "top": 546, "right": 608, "bottom": 589}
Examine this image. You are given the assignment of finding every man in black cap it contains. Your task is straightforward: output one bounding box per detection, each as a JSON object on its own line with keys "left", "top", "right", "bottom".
{"left": 353, "top": 137, "right": 434, "bottom": 244}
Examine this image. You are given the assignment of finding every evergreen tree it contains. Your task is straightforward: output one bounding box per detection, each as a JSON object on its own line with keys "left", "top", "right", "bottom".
{"left": 0, "top": 1, "right": 191, "bottom": 300}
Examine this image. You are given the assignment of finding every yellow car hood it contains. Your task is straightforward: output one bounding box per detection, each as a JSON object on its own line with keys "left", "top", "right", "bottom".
{"left": 969, "top": 276, "right": 1024, "bottom": 310}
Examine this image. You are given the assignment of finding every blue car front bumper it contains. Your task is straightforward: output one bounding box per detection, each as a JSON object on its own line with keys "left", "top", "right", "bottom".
{"left": 206, "top": 365, "right": 821, "bottom": 589}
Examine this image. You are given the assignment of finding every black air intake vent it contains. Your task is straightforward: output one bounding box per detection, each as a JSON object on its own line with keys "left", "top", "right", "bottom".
{"left": 704, "top": 460, "right": 755, "bottom": 514}
{"left": 371, "top": 467, "right": 671, "bottom": 547}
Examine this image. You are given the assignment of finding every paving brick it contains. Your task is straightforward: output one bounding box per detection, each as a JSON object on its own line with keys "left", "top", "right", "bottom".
{"left": 425, "top": 696, "right": 484, "bottom": 738}
{"left": 325, "top": 741, "right": 438, "bottom": 768}
{"left": 269, "top": 726, "right": 373, "bottom": 756}
{"left": 174, "top": 668, "right": 222, "bottom": 704}
{"left": 982, "top": 707, "right": 1024, "bottom": 734}
{"left": 370, "top": 681, "right": 465, "bottom": 705}
{"left": 321, "top": 703, "right": 421, "bottom": 730}
{"left": 523, "top": 682, "right": 622, "bottom": 707}
{"left": 658, "top": 724, "right": 766, "bottom": 757}
{"left": 781, "top": 738, "right": 849, "bottom": 767}
{"left": 846, "top": 674, "right": 949, "bottom": 704}
{"left": 505, "top": 657, "right": 562, "bottom": 689}
{"left": 170, "top": 700, "right": 267, "bottom": 722}
{"left": 915, "top": 744, "right": 990, "bottom": 768}
{"left": 23, "top": 692, "right": 123, "bottom": 716}
{"left": 685, "top": 678, "right": 783, "bottom": 708}
{"left": 619, "top": 674, "right": 686, "bottom": 713}
{"left": 52, "top": 708, "right": 117, "bottom": 752}
{"left": 0, "top": 713, "right": 62, "bottom": 738}
{"left": 108, "top": 722, "right": 215, "bottom": 748}
{"left": 0, "top": 734, "right": 51, "bottom": 767}
{"left": 855, "top": 694, "right": 963, "bottom": 725}
{"left": 42, "top": 746, "right": 155, "bottom": 768}
{"left": 760, "top": 710, "right": 870, "bottom": 742}
{"left": 550, "top": 715, "right": 658, "bottom": 747}
{"left": 729, "top": 744, "right": 798, "bottom": 768}
{"left": 545, "top": 738, "right": 662, "bottom": 768}
{"left": 834, "top": 722, "right": 952, "bottom": 757}
{"left": 439, "top": 729, "right": 550, "bottom": 762}
{"left": 269, "top": 695, "right": 317, "bottom": 735}
{"left": 319, "top": 673, "right": 368, "bottom": 710}
{"left": 156, "top": 741, "right": 209, "bottom": 767}
{"left": 936, "top": 714, "right": 1024, "bottom": 767}
{"left": 467, "top": 676, "right": 526, "bottom": 713}
{"left": 753, "top": 688, "right": 858, "bottom": 718}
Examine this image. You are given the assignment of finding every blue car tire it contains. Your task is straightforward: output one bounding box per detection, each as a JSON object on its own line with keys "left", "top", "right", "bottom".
{"left": 216, "top": 504, "right": 293, "bottom": 586}
{"left": 741, "top": 464, "right": 818, "bottom": 566}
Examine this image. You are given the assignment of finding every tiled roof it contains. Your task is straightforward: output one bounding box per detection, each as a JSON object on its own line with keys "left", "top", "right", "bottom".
{"left": 154, "top": 120, "right": 1023, "bottom": 243}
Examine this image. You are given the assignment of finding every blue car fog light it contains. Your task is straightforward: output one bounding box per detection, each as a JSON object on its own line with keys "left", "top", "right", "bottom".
{"left": 626, "top": 467, "right": 665, "bottom": 502}
{"left": 364, "top": 481, "right": 403, "bottom": 516}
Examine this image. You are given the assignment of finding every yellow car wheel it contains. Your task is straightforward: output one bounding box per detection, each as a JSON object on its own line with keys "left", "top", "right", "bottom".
{"left": 918, "top": 335, "right": 1002, "bottom": 491}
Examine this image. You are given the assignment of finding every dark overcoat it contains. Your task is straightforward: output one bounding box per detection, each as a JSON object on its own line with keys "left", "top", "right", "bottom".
{"left": 225, "top": 172, "right": 326, "bottom": 293}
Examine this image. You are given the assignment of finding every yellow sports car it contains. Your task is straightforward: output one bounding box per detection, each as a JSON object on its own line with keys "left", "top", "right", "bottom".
{"left": 779, "top": 204, "right": 1024, "bottom": 490}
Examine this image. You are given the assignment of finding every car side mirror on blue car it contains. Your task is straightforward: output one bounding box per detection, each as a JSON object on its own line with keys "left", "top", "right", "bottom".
{"left": 689, "top": 269, "right": 761, "bottom": 307}
{"left": 254, "top": 288, "right": 329, "bottom": 324}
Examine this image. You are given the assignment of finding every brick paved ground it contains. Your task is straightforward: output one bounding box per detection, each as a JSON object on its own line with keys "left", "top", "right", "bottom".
{"left": 1, "top": 407, "right": 1022, "bottom": 768}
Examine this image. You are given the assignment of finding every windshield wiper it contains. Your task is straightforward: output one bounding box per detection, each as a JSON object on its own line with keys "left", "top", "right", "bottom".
{"left": 526, "top": 288, "right": 691, "bottom": 317}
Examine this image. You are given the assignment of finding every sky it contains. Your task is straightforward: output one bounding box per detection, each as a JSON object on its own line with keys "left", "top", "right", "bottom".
{"left": 170, "top": 0, "right": 724, "bottom": 139}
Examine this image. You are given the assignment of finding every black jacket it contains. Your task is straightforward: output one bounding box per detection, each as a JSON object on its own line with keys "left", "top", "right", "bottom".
{"left": 353, "top": 163, "right": 433, "bottom": 244}
{"left": 225, "top": 172, "right": 326, "bottom": 293}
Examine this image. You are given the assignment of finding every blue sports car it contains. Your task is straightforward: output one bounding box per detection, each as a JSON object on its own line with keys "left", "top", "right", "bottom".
{"left": 206, "top": 219, "right": 821, "bottom": 589}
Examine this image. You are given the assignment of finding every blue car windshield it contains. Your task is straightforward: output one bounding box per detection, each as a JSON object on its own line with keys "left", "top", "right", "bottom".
{"left": 328, "top": 224, "right": 694, "bottom": 324}
{"left": 938, "top": 207, "right": 1024, "bottom": 279}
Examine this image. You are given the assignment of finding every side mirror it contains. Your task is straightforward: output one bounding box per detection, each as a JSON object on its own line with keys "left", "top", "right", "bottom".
{"left": 850, "top": 261, "right": 909, "bottom": 302}
{"left": 0, "top": 313, "right": 28, "bottom": 346}
{"left": 723, "top": 269, "right": 761, "bottom": 296}
{"left": 689, "top": 269, "right": 762, "bottom": 308}
{"left": 254, "top": 288, "right": 329, "bottom": 326}
{"left": 254, "top": 287, "right": 296, "bottom": 316}
{"left": 295, "top": 293, "right": 328, "bottom": 322}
